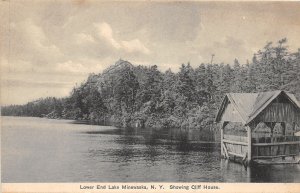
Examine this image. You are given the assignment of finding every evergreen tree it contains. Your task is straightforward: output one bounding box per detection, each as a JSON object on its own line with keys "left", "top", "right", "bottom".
{"left": 231, "top": 59, "right": 243, "bottom": 92}
{"left": 2, "top": 39, "right": 299, "bottom": 132}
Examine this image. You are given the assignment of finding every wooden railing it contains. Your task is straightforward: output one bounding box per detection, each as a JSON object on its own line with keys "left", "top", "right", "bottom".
{"left": 222, "top": 135, "right": 300, "bottom": 160}
{"left": 224, "top": 134, "right": 247, "bottom": 143}
{"left": 223, "top": 134, "right": 248, "bottom": 158}
{"left": 252, "top": 136, "right": 300, "bottom": 159}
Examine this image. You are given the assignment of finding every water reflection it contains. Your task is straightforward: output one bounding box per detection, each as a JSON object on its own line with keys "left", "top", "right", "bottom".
{"left": 220, "top": 159, "right": 251, "bottom": 182}
{"left": 220, "top": 159, "right": 300, "bottom": 182}
{"left": 82, "top": 126, "right": 300, "bottom": 182}
{"left": 2, "top": 117, "right": 300, "bottom": 182}
{"left": 249, "top": 164, "right": 300, "bottom": 182}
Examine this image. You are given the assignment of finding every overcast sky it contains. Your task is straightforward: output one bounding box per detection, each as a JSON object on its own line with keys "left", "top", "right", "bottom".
{"left": 1, "top": 1, "right": 300, "bottom": 105}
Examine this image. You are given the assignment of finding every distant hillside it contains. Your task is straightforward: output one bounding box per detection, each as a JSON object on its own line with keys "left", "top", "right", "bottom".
{"left": 2, "top": 39, "right": 300, "bottom": 133}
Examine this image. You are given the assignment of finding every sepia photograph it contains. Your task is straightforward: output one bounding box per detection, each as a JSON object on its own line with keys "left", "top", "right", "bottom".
{"left": 1, "top": 0, "right": 300, "bottom": 190}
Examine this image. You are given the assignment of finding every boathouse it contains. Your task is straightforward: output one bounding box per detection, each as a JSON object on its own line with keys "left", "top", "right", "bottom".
{"left": 215, "top": 90, "right": 300, "bottom": 165}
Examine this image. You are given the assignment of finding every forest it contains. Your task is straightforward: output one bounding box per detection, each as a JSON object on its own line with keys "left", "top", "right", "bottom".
{"left": 2, "top": 39, "right": 300, "bottom": 131}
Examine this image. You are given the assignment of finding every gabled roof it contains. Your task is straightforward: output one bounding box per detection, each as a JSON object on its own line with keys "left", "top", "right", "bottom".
{"left": 215, "top": 90, "right": 300, "bottom": 125}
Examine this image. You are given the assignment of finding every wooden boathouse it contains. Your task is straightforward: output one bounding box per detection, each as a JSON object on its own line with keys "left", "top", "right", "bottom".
{"left": 215, "top": 90, "right": 300, "bottom": 165}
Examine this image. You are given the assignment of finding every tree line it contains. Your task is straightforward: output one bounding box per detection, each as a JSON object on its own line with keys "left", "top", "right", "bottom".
{"left": 2, "top": 38, "right": 300, "bottom": 131}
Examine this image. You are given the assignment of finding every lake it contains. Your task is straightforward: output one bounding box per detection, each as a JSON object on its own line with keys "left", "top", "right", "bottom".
{"left": 1, "top": 116, "right": 300, "bottom": 182}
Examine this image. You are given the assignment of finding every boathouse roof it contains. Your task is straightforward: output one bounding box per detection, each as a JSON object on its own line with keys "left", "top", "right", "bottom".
{"left": 215, "top": 90, "right": 300, "bottom": 125}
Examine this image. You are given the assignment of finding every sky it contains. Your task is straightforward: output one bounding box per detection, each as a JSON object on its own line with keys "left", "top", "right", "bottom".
{"left": 1, "top": 0, "right": 300, "bottom": 105}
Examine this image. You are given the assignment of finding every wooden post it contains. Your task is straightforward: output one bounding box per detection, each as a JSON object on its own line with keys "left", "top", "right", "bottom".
{"left": 220, "top": 121, "right": 228, "bottom": 159}
{"left": 281, "top": 122, "right": 286, "bottom": 136}
{"left": 292, "top": 122, "right": 296, "bottom": 136}
{"left": 247, "top": 126, "right": 252, "bottom": 163}
{"left": 281, "top": 122, "right": 286, "bottom": 160}
{"left": 265, "top": 122, "right": 276, "bottom": 143}
{"left": 221, "top": 123, "right": 224, "bottom": 157}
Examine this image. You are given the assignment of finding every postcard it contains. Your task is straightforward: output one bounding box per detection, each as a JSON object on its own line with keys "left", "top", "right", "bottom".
{"left": 1, "top": 1, "right": 300, "bottom": 193}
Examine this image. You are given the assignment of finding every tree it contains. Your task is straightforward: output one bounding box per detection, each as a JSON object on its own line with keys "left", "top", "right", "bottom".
{"left": 3, "top": 40, "right": 299, "bottom": 132}
{"left": 231, "top": 59, "right": 243, "bottom": 92}
{"left": 114, "top": 66, "right": 139, "bottom": 114}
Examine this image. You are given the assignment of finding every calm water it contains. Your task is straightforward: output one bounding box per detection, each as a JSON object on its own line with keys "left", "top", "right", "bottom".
{"left": 1, "top": 116, "right": 300, "bottom": 182}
